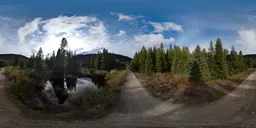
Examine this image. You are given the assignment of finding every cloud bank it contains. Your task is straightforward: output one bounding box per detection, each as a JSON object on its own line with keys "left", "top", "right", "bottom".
{"left": 237, "top": 29, "right": 256, "bottom": 54}
{"left": 0, "top": 14, "right": 184, "bottom": 58}
{"left": 17, "top": 16, "right": 110, "bottom": 55}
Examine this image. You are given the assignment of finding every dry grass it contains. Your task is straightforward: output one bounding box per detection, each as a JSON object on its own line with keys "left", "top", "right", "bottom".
{"left": 68, "top": 69, "right": 127, "bottom": 119}
{"left": 136, "top": 73, "right": 189, "bottom": 101}
{"left": 105, "top": 70, "right": 127, "bottom": 88}
{"left": 137, "top": 69, "right": 256, "bottom": 104}
{"left": 152, "top": 73, "right": 189, "bottom": 88}
{"left": 69, "top": 88, "right": 119, "bottom": 119}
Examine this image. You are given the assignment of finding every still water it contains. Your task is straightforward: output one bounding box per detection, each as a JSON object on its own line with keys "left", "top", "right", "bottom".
{"left": 44, "top": 77, "right": 99, "bottom": 93}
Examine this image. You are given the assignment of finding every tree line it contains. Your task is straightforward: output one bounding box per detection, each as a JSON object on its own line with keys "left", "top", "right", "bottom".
{"left": 130, "top": 38, "right": 254, "bottom": 81}
{"left": 85, "top": 49, "right": 126, "bottom": 71}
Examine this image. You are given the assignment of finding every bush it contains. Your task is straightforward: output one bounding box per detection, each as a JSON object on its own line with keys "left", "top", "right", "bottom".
{"left": 69, "top": 70, "right": 127, "bottom": 118}
{"left": 105, "top": 70, "right": 127, "bottom": 88}
{"left": 70, "top": 88, "right": 119, "bottom": 113}
{"left": 152, "top": 73, "right": 189, "bottom": 88}
{"left": 5, "top": 66, "right": 44, "bottom": 104}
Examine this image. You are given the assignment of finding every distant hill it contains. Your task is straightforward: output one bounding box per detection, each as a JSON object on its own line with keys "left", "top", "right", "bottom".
{"left": 244, "top": 54, "right": 256, "bottom": 60}
{"left": 0, "top": 53, "right": 131, "bottom": 63}
{"left": 75, "top": 53, "right": 131, "bottom": 63}
{"left": 75, "top": 53, "right": 131, "bottom": 70}
{"left": 0, "top": 54, "right": 29, "bottom": 62}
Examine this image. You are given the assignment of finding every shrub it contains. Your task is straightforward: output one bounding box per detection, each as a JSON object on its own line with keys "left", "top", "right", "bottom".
{"left": 69, "top": 88, "right": 119, "bottom": 117}
{"left": 105, "top": 70, "right": 127, "bottom": 88}
{"left": 5, "top": 66, "right": 44, "bottom": 103}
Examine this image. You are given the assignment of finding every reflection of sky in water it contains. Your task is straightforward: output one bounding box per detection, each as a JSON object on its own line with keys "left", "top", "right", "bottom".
{"left": 44, "top": 77, "right": 98, "bottom": 94}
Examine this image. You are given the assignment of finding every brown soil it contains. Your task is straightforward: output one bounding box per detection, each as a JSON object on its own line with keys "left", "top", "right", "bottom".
{"left": 0, "top": 68, "right": 256, "bottom": 127}
{"left": 136, "top": 69, "right": 256, "bottom": 105}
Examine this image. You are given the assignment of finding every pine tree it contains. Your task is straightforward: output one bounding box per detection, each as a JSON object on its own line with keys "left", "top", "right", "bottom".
{"left": 155, "top": 44, "right": 164, "bottom": 72}
{"left": 215, "top": 38, "right": 228, "bottom": 79}
{"left": 49, "top": 51, "right": 55, "bottom": 70}
{"left": 160, "top": 43, "right": 166, "bottom": 72}
{"left": 139, "top": 46, "right": 147, "bottom": 73}
{"left": 228, "top": 46, "right": 239, "bottom": 75}
{"left": 192, "top": 45, "right": 211, "bottom": 81}
{"left": 94, "top": 52, "right": 100, "bottom": 70}
{"left": 35, "top": 47, "right": 47, "bottom": 81}
{"left": 238, "top": 51, "right": 245, "bottom": 72}
{"left": 145, "top": 48, "right": 154, "bottom": 74}
{"left": 167, "top": 45, "right": 174, "bottom": 73}
{"left": 179, "top": 46, "right": 190, "bottom": 74}
{"left": 28, "top": 53, "right": 36, "bottom": 69}
{"left": 171, "top": 45, "right": 182, "bottom": 74}
{"left": 101, "top": 48, "right": 109, "bottom": 70}
{"left": 51, "top": 38, "right": 76, "bottom": 103}
{"left": 207, "top": 41, "right": 217, "bottom": 79}
{"left": 223, "top": 48, "right": 229, "bottom": 77}
{"left": 130, "top": 52, "right": 140, "bottom": 71}
{"left": 152, "top": 46, "right": 157, "bottom": 72}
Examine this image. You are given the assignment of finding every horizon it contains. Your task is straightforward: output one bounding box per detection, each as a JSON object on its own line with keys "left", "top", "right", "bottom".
{"left": 0, "top": 0, "right": 256, "bottom": 57}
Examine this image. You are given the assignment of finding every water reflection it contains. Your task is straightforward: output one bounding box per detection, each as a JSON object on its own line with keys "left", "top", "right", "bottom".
{"left": 45, "top": 77, "right": 100, "bottom": 104}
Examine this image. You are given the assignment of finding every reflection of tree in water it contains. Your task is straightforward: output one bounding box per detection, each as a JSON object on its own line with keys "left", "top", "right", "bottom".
{"left": 50, "top": 38, "right": 78, "bottom": 104}
{"left": 66, "top": 77, "right": 77, "bottom": 91}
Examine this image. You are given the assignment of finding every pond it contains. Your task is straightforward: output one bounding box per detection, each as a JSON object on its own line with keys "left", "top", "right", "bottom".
{"left": 44, "top": 76, "right": 105, "bottom": 104}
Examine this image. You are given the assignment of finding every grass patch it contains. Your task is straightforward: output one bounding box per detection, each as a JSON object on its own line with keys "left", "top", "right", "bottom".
{"left": 137, "top": 69, "right": 256, "bottom": 104}
{"left": 69, "top": 88, "right": 119, "bottom": 119}
{"left": 4, "top": 66, "right": 39, "bottom": 103}
{"left": 62, "top": 70, "right": 127, "bottom": 120}
{"left": 5, "top": 67, "right": 127, "bottom": 120}
{"left": 136, "top": 73, "right": 189, "bottom": 102}
{"left": 105, "top": 70, "right": 127, "bottom": 88}
{"left": 228, "top": 68, "right": 256, "bottom": 85}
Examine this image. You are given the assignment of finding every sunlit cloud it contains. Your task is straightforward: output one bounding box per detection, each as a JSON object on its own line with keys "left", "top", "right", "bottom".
{"left": 149, "top": 21, "right": 183, "bottom": 33}
{"left": 111, "top": 12, "right": 144, "bottom": 21}
{"left": 236, "top": 29, "right": 256, "bottom": 54}
{"left": 17, "top": 15, "right": 110, "bottom": 55}
{"left": 117, "top": 30, "right": 126, "bottom": 36}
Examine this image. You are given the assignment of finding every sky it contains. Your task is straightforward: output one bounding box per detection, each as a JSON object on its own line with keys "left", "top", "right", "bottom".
{"left": 0, "top": 0, "right": 256, "bottom": 57}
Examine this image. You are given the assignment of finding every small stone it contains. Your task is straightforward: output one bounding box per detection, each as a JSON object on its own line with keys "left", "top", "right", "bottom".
{"left": 252, "top": 112, "right": 254, "bottom": 114}
{"left": 0, "top": 109, "right": 3, "bottom": 112}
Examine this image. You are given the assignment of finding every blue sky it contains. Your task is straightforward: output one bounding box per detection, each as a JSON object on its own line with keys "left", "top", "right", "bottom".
{"left": 0, "top": 0, "right": 255, "bottom": 57}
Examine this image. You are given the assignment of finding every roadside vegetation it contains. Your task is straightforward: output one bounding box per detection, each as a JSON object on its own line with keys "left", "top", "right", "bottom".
{"left": 69, "top": 70, "right": 126, "bottom": 119}
{"left": 3, "top": 38, "right": 127, "bottom": 120}
{"left": 131, "top": 38, "right": 256, "bottom": 104}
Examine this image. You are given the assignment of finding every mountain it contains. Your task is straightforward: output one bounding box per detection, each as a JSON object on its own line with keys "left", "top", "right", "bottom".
{"left": 0, "top": 54, "right": 29, "bottom": 62}
{"left": 244, "top": 54, "right": 256, "bottom": 60}
{"left": 75, "top": 53, "right": 131, "bottom": 63}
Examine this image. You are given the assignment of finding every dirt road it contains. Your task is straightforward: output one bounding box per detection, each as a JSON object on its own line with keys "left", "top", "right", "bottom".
{"left": 1, "top": 68, "right": 256, "bottom": 127}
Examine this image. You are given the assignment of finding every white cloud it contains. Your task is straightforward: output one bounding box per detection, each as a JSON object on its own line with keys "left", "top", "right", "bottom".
{"left": 111, "top": 12, "right": 143, "bottom": 21}
{"left": 18, "top": 18, "right": 41, "bottom": 44}
{"left": 106, "top": 33, "right": 175, "bottom": 58}
{"left": 134, "top": 33, "right": 175, "bottom": 48}
{"left": 17, "top": 16, "right": 110, "bottom": 55}
{"left": 236, "top": 29, "right": 256, "bottom": 54}
{"left": 0, "top": 15, "right": 179, "bottom": 58}
{"left": 149, "top": 21, "right": 183, "bottom": 33}
{"left": 117, "top": 30, "right": 126, "bottom": 36}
